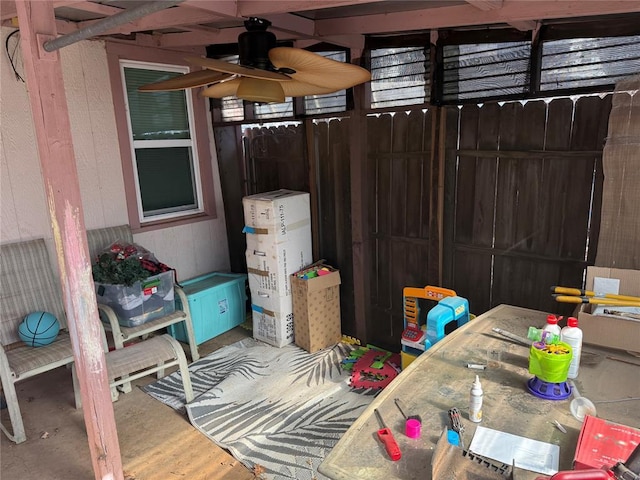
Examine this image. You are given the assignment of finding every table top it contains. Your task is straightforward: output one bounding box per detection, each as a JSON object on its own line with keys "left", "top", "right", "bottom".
{"left": 319, "top": 304, "right": 640, "bottom": 480}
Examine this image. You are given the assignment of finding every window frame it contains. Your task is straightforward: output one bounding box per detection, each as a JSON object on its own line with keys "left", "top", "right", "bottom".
{"left": 106, "top": 42, "right": 217, "bottom": 232}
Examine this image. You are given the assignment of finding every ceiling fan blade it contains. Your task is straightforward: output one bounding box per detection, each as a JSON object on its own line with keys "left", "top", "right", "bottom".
{"left": 138, "top": 70, "right": 231, "bottom": 91}
{"left": 201, "top": 78, "right": 338, "bottom": 101}
{"left": 281, "top": 80, "right": 337, "bottom": 97}
{"left": 268, "top": 47, "right": 371, "bottom": 90}
{"left": 201, "top": 79, "right": 241, "bottom": 98}
{"left": 185, "top": 56, "right": 291, "bottom": 82}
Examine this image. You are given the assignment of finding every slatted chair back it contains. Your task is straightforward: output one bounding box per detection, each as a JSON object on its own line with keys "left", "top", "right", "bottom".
{"left": 86, "top": 225, "right": 134, "bottom": 261}
{"left": 0, "top": 239, "right": 67, "bottom": 345}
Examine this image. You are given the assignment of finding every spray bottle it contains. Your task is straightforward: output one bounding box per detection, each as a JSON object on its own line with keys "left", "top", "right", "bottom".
{"left": 469, "top": 375, "right": 483, "bottom": 423}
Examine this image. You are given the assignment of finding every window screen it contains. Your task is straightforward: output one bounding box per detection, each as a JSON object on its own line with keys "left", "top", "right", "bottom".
{"left": 541, "top": 35, "right": 640, "bottom": 91}
{"left": 304, "top": 51, "right": 347, "bottom": 115}
{"left": 442, "top": 41, "right": 531, "bottom": 101}
{"left": 221, "top": 96, "right": 244, "bottom": 122}
{"left": 255, "top": 100, "right": 294, "bottom": 119}
{"left": 122, "top": 63, "right": 202, "bottom": 220}
{"left": 370, "top": 47, "right": 429, "bottom": 108}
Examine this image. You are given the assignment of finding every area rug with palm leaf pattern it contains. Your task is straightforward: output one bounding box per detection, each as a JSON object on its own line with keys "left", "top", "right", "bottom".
{"left": 142, "top": 338, "right": 376, "bottom": 479}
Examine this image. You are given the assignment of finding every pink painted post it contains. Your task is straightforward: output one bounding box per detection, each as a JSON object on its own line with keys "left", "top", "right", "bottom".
{"left": 14, "top": 2, "right": 124, "bottom": 479}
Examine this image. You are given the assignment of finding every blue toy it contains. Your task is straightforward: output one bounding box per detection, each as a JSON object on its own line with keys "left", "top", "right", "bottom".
{"left": 18, "top": 311, "right": 60, "bottom": 347}
{"left": 424, "top": 296, "right": 470, "bottom": 349}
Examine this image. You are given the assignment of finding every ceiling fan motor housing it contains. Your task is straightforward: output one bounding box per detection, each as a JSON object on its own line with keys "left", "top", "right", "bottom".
{"left": 239, "top": 18, "right": 277, "bottom": 70}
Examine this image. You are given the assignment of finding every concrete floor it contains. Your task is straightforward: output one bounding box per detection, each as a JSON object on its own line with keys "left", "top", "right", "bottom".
{"left": 1, "top": 326, "right": 255, "bottom": 480}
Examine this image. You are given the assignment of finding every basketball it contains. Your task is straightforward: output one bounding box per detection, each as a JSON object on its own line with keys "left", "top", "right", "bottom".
{"left": 18, "top": 311, "right": 60, "bottom": 347}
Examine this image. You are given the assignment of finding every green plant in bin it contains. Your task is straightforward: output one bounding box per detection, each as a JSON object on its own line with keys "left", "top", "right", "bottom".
{"left": 92, "top": 252, "right": 150, "bottom": 286}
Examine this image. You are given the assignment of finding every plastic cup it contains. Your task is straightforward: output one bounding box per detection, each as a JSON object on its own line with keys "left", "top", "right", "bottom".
{"left": 568, "top": 380, "right": 597, "bottom": 422}
{"left": 405, "top": 419, "right": 421, "bottom": 438}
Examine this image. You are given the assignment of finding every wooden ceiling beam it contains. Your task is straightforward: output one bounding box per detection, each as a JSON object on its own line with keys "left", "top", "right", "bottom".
{"left": 56, "top": 1, "right": 124, "bottom": 16}
{"left": 509, "top": 20, "right": 537, "bottom": 31}
{"left": 316, "top": 0, "right": 640, "bottom": 35}
{"left": 237, "top": 0, "right": 388, "bottom": 17}
{"left": 181, "top": 0, "right": 239, "bottom": 18}
{"left": 465, "top": 0, "right": 503, "bottom": 11}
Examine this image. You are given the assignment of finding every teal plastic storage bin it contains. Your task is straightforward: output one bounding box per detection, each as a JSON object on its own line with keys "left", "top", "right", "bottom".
{"left": 168, "top": 272, "right": 247, "bottom": 345}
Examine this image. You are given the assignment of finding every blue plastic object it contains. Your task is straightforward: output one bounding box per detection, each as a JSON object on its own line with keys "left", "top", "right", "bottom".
{"left": 447, "top": 428, "right": 460, "bottom": 446}
{"left": 168, "top": 272, "right": 247, "bottom": 345}
{"left": 424, "top": 296, "right": 470, "bottom": 349}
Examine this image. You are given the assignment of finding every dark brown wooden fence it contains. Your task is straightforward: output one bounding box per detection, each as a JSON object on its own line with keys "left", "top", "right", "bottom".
{"left": 445, "top": 97, "right": 611, "bottom": 317}
{"left": 221, "top": 95, "right": 612, "bottom": 350}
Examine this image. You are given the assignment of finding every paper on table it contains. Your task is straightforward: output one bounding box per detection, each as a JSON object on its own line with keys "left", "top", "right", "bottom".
{"left": 469, "top": 426, "right": 559, "bottom": 475}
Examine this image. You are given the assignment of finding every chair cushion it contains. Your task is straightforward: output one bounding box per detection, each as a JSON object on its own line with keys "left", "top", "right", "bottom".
{"left": 106, "top": 335, "right": 179, "bottom": 380}
{"left": 5, "top": 332, "right": 74, "bottom": 379}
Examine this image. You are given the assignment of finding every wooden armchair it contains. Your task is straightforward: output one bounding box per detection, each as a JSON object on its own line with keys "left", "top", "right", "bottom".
{"left": 86, "top": 226, "right": 199, "bottom": 371}
{"left": 0, "top": 238, "right": 78, "bottom": 444}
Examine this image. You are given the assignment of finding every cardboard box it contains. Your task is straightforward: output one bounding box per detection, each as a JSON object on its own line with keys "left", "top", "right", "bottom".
{"left": 574, "top": 415, "right": 640, "bottom": 470}
{"left": 242, "top": 190, "right": 311, "bottom": 243}
{"left": 245, "top": 236, "right": 312, "bottom": 297}
{"left": 95, "top": 271, "right": 175, "bottom": 327}
{"left": 249, "top": 288, "right": 293, "bottom": 314}
{"left": 578, "top": 267, "right": 640, "bottom": 353}
{"left": 251, "top": 304, "right": 294, "bottom": 348}
{"left": 291, "top": 264, "right": 342, "bottom": 353}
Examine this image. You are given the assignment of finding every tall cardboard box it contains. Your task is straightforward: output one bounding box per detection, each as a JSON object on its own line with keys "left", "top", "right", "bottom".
{"left": 577, "top": 267, "right": 640, "bottom": 353}
{"left": 245, "top": 226, "right": 312, "bottom": 297}
{"left": 252, "top": 304, "right": 294, "bottom": 348}
{"left": 291, "top": 264, "right": 342, "bottom": 353}
{"left": 242, "top": 190, "right": 311, "bottom": 243}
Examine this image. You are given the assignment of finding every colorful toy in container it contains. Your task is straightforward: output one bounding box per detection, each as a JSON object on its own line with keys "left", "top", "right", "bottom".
{"left": 527, "top": 332, "right": 573, "bottom": 400}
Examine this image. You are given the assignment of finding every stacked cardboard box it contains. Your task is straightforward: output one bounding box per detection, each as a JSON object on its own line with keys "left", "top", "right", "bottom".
{"left": 243, "top": 190, "right": 312, "bottom": 347}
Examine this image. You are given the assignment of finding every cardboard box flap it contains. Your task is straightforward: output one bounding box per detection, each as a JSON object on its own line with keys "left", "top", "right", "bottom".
{"left": 586, "top": 267, "right": 640, "bottom": 296}
{"left": 306, "top": 272, "right": 341, "bottom": 292}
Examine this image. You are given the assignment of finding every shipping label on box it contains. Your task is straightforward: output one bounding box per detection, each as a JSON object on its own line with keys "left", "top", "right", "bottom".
{"left": 245, "top": 222, "right": 312, "bottom": 258}
{"left": 245, "top": 237, "right": 312, "bottom": 297}
{"left": 242, "top": 190, "right": 310, "bottom": 243}
{"left": 252, "top": 304, "right": 294, "bottom": 348}
{"left": 574, "top": 415, "right": 640, "bottom": 470}
{"left": 291, "top": 265, "right": 342, "bottom": 353}
{"left": 578, "top": 267, "right": 640, "bottom": 353}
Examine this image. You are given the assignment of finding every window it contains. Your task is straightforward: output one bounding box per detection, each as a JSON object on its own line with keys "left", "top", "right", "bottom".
{"left": 255, "top": 100, "right": 294, "bottom": 119}
{"left": 304, "top": 51, "right": 348, "bottom": 115}
{"left": 120, "top": 60, "right": 204, "bottom": 222}
{"left": 370, "top": 47, "right": 429, "bottom": 108}
{"left": 541, "top": 35, "right": 640, "bottom": 91}
{"left": 442, "top": 41, "right": 531, "bottom": 102}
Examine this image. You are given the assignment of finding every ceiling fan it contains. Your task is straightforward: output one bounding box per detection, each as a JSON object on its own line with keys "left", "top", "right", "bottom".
{"left": 138, "top": 17, "right": 371, "bottom": 104}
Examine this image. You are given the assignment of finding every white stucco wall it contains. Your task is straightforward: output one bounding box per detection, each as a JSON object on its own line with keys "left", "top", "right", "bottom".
{"left": 0, "top": 27, "right": 230, "bottom": 280}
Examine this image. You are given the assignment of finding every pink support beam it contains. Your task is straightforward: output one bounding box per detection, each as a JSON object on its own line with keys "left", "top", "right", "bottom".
{"left": 14, "top": 2, "right": 124, "bottom": 479}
